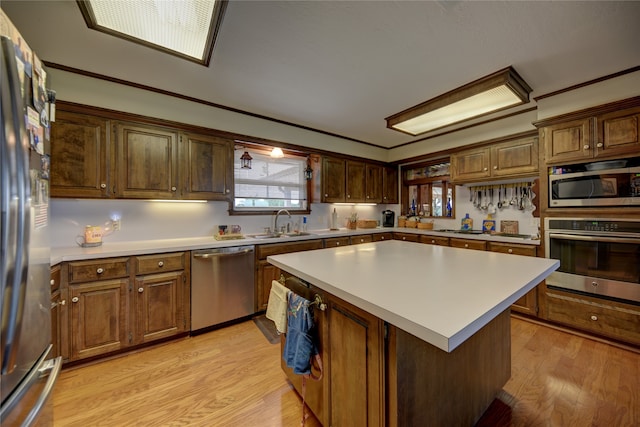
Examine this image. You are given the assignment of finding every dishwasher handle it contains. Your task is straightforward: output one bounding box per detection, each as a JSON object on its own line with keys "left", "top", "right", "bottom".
{"left": 193, "top": 247, "right": 254, "bottom": 259}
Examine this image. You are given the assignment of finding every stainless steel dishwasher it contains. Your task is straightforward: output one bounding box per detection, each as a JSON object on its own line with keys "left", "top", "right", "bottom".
{"left": 191, "top": 245, "right": 255, "bottom": 331}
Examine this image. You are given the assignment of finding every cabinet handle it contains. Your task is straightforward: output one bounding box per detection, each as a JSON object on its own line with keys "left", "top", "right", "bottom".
{"left": 72, "top": 297, "right": 79, "bottom": 303}
{"left": 483, "top": 167, "right": 488, "bottom": 171}
{"left": 360, "top": 238, "right": 364, "bottom": 242}
{"left": 50, "top": 279, "right": 55, "bottom": 286}
{"left": 403, "top": 237, "right": 407, "bottom": 241}
{"left": 590, "top": 315, "right": 598, "bottom": 321}
{"left": 380, "top": 236, "right": 385, "bottom": 240}
{"left": 158, "top": 261, "right": 164, "bottom": 267}
{"left": 596, "top": 142, "right": 603, "bottom": 148}
{"left": 96, "top": 268, "right": 104, "bottom": 274}
{"left": 138, "top": 287, "right": 144, "bottom": 293}
{"left": 336, "top": 242, "right": 340, "bottom": 246}
{"left": 347, "top": 195, "right": 351, "bottom": 199}
{"left": 325, "top": 193, "right": 328, "bottom": 197}
{"left": 100, "top": 183, "right": 107, "bottom": 189}
{"left": 583, "top": 144, "right": 590, "bottom": 150}
{"left": 431, "top": 239, "right": 436, "bottom": 243}
{"left": 225, "top": 189, "right": 230, "bottom": 194}
{"left": 464, "top": 244, "right": 469, "bottom": 248}
{"left": 493, "top": 166, "right": 498, "bottom": 170}
{"left": 171, "top": 186, "right": 177, "bottom": 192}
{"left": 508, "top": 249, "right": 513, "bottom": 253}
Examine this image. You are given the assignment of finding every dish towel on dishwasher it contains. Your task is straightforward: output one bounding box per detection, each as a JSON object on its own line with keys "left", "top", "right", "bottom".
{"left": 266, "top": 280, "right": 290, "bottom": 334}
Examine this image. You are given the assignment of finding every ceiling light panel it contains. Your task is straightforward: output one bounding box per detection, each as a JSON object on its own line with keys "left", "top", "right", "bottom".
{"left": 80, "top": 0, "right": 225, "bottom": 63}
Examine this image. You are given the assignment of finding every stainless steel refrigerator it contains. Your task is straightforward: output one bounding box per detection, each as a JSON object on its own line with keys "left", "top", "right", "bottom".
{"left": 1, "top": 9, "right": 62, "bottom": 427}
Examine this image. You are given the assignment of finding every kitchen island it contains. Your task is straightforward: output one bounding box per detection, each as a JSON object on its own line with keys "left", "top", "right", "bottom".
{"left": 268, "top": 240, "right": 559, "bottom": 426}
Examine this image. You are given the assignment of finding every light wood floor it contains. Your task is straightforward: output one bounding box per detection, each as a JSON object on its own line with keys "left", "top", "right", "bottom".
{"left": 52, "top": 317, "right": 639, "bottom": 426}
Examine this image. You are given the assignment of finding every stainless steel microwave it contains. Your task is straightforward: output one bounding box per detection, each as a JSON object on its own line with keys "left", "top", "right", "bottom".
{"left": 549, "top": 166, "right": 640, "bottom": 207}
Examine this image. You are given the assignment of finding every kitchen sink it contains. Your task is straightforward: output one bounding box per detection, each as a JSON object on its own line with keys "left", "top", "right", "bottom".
{"left": 247, "top": 231, "right": 316, "bottom": 239}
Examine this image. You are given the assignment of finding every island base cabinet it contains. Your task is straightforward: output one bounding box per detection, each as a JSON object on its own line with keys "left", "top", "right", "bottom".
{"left": 387, "top": 309, "right": 511, "bottom": 427}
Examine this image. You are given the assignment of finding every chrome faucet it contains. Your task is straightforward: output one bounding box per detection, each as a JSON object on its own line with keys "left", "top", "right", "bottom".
{"left": 274, "top": 209, "right": 291, "bottom": 234}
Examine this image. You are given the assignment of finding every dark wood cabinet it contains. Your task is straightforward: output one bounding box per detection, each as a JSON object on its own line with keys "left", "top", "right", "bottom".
{"left": 346, "top": 160, "right": 366, "bottom": 202}
{"left": 181, "top": 132, "right": 232, "bottom": 200}
{"left": 321, "top": 157, "right": 347, "bottom": 203}
{"left": 50, "top": 110, "right": 112, "bottom": 198}
{"left": 115, "top": 122, "right": 179, "bottom": 199}
{"left": 393, "top": 232, "right": 420, "bottom": 242}
{"left": 372, "top": 232, "right": 393, "bottom": 242}
{"left": 50, "top": 265, "right": 63, "bottom": 360}
{"left": 488, "top": 242, "right": 538, "bottom": 316}
{"left": 451, "top": 135, "right": 538, "bottom": 182}
{"left": 351, "top": 234, "right": 373, "bottom": 245}
{"left": 365, "top": 163, "right": 383, "bottom": 203}
{"left": 540, "top": 104, "right": 640, "bottom": 165}
{"left": 324, "top": 236, "right": 351, "bottom": 247}
{"left": 327, "top": 295, "right": 384, "bottom": 427}
{"left": 256, "top": 240, "right": 324, "bottom": 310}
{"left": 420, "top": 235, "right": 450, "bottom": 246}
{"left": 449, "top": 237, "right": 487, "bottom": 251}
{"left": 382, "top": 165, "right": 399, "bottom": 204}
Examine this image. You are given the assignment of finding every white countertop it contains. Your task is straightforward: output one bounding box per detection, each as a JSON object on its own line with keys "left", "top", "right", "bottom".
{"left": 268, "top": 240, "right": 558, "bottom": 353}
{"left": 50, "top": 227, "right": 539, "bottom": 265}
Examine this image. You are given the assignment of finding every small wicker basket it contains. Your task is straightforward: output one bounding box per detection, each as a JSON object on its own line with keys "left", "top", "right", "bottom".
{"left": 417, "top": 222, "right": 434, "bottom": 230}
{"left": 405, "top": 220, "right": 418, "bottom": 228}
{"left": 398, "top": 217, "right": 406, "bottom": 227}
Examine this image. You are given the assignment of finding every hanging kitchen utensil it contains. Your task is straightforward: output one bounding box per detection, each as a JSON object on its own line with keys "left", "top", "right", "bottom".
{"left": 488, "top": 187, "right": 496, "bottom": 214}
{"left": 497, "top": 185, "right": 503, "bottom": 209}
{"left": 509, "top": 184, "right": 516, "bottom": 206}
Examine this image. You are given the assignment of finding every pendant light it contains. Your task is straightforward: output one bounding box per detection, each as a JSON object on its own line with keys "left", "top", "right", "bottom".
{"left": 304, "top": 159, "right": 313, "bottom": 181}
{"left": 240, "top": 150, "right": 253, "bottom": 169}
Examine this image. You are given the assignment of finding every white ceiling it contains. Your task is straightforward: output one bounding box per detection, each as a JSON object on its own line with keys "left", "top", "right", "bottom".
{"left": 4, "top": 1, "right": 640, "bottom": 149}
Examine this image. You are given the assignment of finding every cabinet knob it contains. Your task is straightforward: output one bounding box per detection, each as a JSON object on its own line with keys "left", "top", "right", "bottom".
{"left": 226, "top": 189, "right": 230, "bottom": 194}
{"left": 171, "top": 186, "right": 177, "bottom": 191}
{"left": 590, "top": 315, "right": 598, "bottom": 321}
{"left": 158, "top": 261, "right": 164, "bottom": 267}
{"left": 403, "top": 237, "right": 407, "bottom": 241}
{"left": 464, "top": 244, "right": 469, "bottom": 248}
{"left": 591, "top": 281, "right": 598, "bottom": 287}
{"left": 72, "top": 297, "right": 79, "bottom": 303}
{"left": 325, "top": 194, "right": 328, "bottom": 197}
{"left": 336, "top": 242, "right": 340, "bottom": 246}
{"left": 96, "top": 268, "right": 104, "bottom": 274}
{"left": 138, "top": 287, "right": 144, "bottom": 293}
{"left": 347, "top": 195, "right": 351, "bottom": 199}
{"left": 596, "top": 142, "right": 603, "bottom": 148}
{"left": 508, "top": 248, "right": 513, "bottom": 253}
{"left": 583, "top": 144, "right": 590, "bottom": 150}
{"left": 483, "top": 167, "right": 488, "bottom": 171}
{"left": 360, "top": 238, "right": 364, "bottom": 242}
{"left": 380, "top": 236, "right": 385, "bottom": 240}
{"left": 100, "top": 183, "right": 107, "bottom": 189}
{"left": 493, "top": 166, "right": 498, "bottom": 170}
{"left": 431, "top": 240, "right": 436, "bottom": 243}
{"left": 50, "top": 279, "right": 55, "bottom": 286}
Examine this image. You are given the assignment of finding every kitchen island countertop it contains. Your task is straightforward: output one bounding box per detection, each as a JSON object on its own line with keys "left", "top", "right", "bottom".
{"left": 268, "top": 240, "right": 558, "bottom": 352}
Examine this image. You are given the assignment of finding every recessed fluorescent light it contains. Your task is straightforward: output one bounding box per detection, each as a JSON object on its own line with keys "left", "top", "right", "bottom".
{"left": 385, "top": 66, "right": 532, "bottom": 136}
{"left": 77, "top": 0, "right": 227, "bottom": 65}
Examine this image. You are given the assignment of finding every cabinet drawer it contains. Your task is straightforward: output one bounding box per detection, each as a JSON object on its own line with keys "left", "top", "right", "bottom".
{"left": 50, "top": 264, "right": 61, "bottom": 292}
{"left": 449, "top": 238, "right": 486, "bottom": 251}
{"left": 546, "top": 291, "right": 640, "bottom": 345}
{"left": 393, "top": 232, "right": 419, "bottom": 243}
{"left": 325, "top": 237, "right": 350, "bottom": 248}
{"left": 135, "top": 252, "right": 185, "bottom": 274}
{"left": 351, "top": 235, "right": 373, "bottom": 245}
{"left": 68, "top": 257, "right": 130, "bottom": 283}
{"left": 257, "top": 240, "right": 324, "bottom": 259}
{"left": 488, "top": 242, "right": 536, "bottom": 256}
{"left": 372, "top": 232, "right": 393, "bottom": 242}
{"left": 420, "top": 235, "right": 450, "bottom": 246}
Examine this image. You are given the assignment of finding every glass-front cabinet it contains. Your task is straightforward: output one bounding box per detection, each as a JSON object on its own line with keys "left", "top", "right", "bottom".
{"left": 401, "top": 161, "right": 454, "bottom": 218}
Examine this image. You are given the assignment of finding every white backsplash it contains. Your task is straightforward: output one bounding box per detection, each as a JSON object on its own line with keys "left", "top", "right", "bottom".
{"left": 49, "top": 185, "right": 539, "bottom": 248}
{"left": 49, "top": 199, "right": 401, "bottom": 248}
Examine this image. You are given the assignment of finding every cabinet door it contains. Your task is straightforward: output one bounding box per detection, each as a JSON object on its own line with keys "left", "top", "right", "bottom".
{"left": 116, "top": 122, "right": 179, "bottom": 199}
{"left": 257, "top": 260, "right": 281, "bottom": 311}
{"left": 50, "top": 110, "right": 111, "bottom": 198}
{"left": 346, "top": 160, "right": 366, "bottom": 202}
{"left": 450, "top": 147, "right": 491, "bottom": 182}
{"left": 365, "top": 164, "right": 383, "bottom": 203}
{"left": 542, "top": 118, "right": 593, "bottom": 164}
{"left": 181, "top": 133, "right": 232, "bottom": 200}
{"left": 322, "top": 157, "right": 346, "bottom": 202}
{"left": 328, "top": 297, "right": 384, "bottom": 427}
{"left": 420, "top": 235, "right": 450, "bottom": 246}
{"left": 134, "top": 271, "right": 186, "bottom": 343}
{"left": 69, "top": 279, "right": 129, "bottom": 360}
{"left": 490, "top": 137, "right": 538, "bottom": 178}
{"left": 488, "top": 242, "right": 538, "bottom": 316}
{"left": 597, "top": 107, "right": 640, "bottom": 158}
{"left": 382, "top": 165, "right": 399, "bottom": 204}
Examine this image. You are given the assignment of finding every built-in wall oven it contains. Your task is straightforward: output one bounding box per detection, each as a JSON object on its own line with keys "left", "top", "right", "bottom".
{"left": 545, "top": 218, "right": 640, "bottom": 304}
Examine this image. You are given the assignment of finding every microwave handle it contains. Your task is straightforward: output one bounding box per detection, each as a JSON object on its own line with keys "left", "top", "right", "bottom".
{"left": 548, "top": 233, "right": 640, "bottom": 245}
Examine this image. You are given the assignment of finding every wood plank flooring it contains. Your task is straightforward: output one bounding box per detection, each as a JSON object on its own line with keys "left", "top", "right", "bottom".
{"left": 52, "top": 316, "right": 639, "bottom": 426}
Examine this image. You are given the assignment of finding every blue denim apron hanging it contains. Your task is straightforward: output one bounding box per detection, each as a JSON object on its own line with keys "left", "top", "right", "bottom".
{"left": 283, "top": 292, "right": 318, "bottom": 375}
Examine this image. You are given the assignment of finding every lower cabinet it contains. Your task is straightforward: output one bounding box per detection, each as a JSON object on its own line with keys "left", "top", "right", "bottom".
{"left": 488, "top": 242, "right": 539, "bottom": 316}
{"left": 62, "top": 252, "right": 189, "bottom": 363}
{"left": 280, "top": 275, "right": 384, "bottom": 427}
{"left": 542, "top": 288, "right": 640, "bottom": 346}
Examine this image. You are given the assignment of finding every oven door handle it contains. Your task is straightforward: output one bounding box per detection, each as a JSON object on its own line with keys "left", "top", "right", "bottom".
{"left": 548, "top": 233, "right": 640, "bottom": 245}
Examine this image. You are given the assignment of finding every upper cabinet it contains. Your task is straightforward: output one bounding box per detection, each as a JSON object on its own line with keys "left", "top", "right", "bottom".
{"left": 318, "top": 156, "right": 393, "bottom": 204}
{"left": 451, "top": 134, "right": 538, "bottom": 183}
{"left": 50, "top": 110, "right": 112, "bottom": 198}
{"left": 50, "top": 104, "right": 233, "bottom": 201}
{"left": 538, "top": 101, "right": 640, "bottom": 166}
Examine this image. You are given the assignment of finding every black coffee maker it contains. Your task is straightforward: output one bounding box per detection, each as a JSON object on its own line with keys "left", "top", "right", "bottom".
{"left": 382, "top": 210, "right": 395, "bottom": 227}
